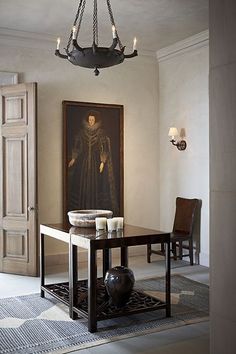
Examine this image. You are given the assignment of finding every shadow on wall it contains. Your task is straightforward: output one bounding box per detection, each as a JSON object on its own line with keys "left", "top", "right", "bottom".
{"left": 179, "top": 128, "right": 186, "bottom": 139}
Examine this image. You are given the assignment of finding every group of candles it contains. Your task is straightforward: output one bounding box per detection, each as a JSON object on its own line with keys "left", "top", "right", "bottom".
{"left": 56, "top": 26, "right": 137, "bottom": 52}
{"left": 95, "top": 217, "right": 124, "bottom": 232}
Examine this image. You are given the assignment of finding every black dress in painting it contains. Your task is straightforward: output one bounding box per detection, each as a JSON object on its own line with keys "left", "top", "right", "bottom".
{"left": 68, "top": 118, "right": 118, "bottom": 215}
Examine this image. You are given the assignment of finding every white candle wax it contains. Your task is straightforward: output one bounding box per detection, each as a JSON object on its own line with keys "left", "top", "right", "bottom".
{"left": 56, "top": 37, "right": 60, "bottom": 50}
{"left": 112, "top": 25, "right": 116, "bottom": 39}
{"left": 133, "top": 37, "right": 137, "bottom": 51}
{"left": 107, "top": 218, "right": 117, "bottom": 232}
{"left": 72, "top": 26, "right": 76, "bottom": 40}
{"left": 95, "top": 217, "right": 107, "bottom": 231}
{"left": 113, "top": 217, "right": 124, "bottom": 230}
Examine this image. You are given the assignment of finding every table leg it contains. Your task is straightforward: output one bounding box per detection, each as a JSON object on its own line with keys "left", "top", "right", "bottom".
{"left": 120, "top": 246, "right": 128, "bottom": 267}
{"left": 40, "top": 232, "right": 45, "bottom": 298}
{"left": 165, "top": 240, "right": 171, "bottom": 317}
{"left": 88, "top": 246, "right": 97, "bottom": 332}
{"left": 103, "top": 248, "right": 111, "bottom": 279}
{"left": 69, "top": 242, "right": 78, "bottom": 320}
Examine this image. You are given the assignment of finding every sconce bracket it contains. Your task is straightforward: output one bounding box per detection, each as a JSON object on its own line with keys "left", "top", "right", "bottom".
{"left": 170, "top": 139, "right": 187, "bottom": 151}
{"left": 177, "top": 140, "right": 187, "bottom": 151}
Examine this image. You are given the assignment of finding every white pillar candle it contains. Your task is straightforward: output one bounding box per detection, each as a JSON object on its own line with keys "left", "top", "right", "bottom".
{"left": 107, "top": 218, "right": 117, "bottom": 232}
{"left": 95, "top": 217, "right": 107, "bottom": 231}
{"left": 116, "top": 230, "right": 124, "bottom": 238}
{"left": 96, "top": 230, "right": 105, "bottom": 238}
{"left": 113, "top": 217, "right": 124, "bottom": 230}
{"left": 133, "top": 37, "right": 137, "bottom": 51}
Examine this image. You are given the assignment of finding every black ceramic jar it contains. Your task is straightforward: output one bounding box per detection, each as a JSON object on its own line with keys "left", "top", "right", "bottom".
{"left": 104, "top": 266, "right": 135, "bottom": 308}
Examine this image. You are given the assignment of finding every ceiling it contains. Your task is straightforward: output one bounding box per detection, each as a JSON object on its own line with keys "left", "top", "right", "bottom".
{"left": 0, "top": 0, "right": 208, "bottom": 53}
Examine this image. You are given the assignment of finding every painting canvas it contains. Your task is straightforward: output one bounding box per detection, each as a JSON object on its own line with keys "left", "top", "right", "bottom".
{"left": 63, "top": 101, "right": 123, "bottom": 221}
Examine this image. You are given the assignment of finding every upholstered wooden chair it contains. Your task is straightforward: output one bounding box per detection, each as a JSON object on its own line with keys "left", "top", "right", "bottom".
{"left": 147, "top": 197, "right": 199, "bottom": 265}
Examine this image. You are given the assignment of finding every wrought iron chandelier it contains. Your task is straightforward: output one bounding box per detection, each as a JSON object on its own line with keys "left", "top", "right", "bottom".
{"left": 55, "top": 0, "right": 138, "bottom": 76}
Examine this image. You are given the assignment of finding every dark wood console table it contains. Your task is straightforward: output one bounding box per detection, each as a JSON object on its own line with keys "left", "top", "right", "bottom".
{"left": 40, "top": 223, "right": 171, "bottom": 333}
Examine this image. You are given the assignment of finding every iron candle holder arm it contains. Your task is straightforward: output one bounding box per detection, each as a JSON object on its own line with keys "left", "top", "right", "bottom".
{"left": 124, "top": 50, "right": 138, "bottom": 59}
{"left": 109, "top": 37, "right": 118, "bottom": 51}
{"left": 55, "top": 49, "right": 68, "bottom": 59}
{"left": 72, "top": 39, "right": 84, "bottom": 52}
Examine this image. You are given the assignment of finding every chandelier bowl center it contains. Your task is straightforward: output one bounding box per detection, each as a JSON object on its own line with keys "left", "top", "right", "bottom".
{"left": 69, "top": 47, "right": 125, "bottom": 68}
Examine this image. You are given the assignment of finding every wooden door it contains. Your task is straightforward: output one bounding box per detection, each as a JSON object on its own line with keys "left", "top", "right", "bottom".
{"left": 0, "top": 83, "right": 38, "bottom": 276}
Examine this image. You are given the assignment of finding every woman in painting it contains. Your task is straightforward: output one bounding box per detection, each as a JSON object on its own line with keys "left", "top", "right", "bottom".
{"left": 68, "top": 110, "right": 119, "bottom": 215}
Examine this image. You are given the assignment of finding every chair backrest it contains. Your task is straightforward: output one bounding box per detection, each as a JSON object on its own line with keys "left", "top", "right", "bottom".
{"left": 173, "top": 197, "right": 199, "bottom": 235}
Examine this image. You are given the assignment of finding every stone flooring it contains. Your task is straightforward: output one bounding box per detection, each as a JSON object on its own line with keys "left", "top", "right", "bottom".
{"left": 0, "top": 253, "right": 210, "bottom": 353}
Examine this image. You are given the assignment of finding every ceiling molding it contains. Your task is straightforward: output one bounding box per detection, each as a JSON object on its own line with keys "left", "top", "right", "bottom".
{"left": 0, "top": 27, "right": 58, "bottom": 50}
{"left": 156, "top": 30, "right": 209, "bottom": 62}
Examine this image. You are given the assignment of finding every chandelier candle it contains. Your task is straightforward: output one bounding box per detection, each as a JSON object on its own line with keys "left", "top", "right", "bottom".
{"left": 72, "top": 26, "right": 76, "bottom": 40}
{"left": 112, "top": 25, "right": 116, "bottom": 39}
{"left": 56, "top": 38, "right": 60, "bottom": 50}
{"left": 133, "top": 37, "right": 137, "bottom": 51}
{"left": 55, "top": 0, "right": 138, "bottom": 76}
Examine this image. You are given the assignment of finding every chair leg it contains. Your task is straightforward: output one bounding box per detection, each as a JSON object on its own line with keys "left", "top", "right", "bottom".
{"left": 161, "top": 242, "right": 165, "bottom": 254}
{"left": 147, "top": 244, "right": 151, "bottom": 263}
{"left": 189, "top": 239, "right": 194, "bottom": 265}
{"left": 172, "top": 242, "right": 177, "bottom": 260}
{"left": 179, "top": 241, "right": 183, "bottom": 260}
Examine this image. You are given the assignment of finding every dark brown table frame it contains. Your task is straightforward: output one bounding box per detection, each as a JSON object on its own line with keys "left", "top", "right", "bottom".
{"left": 40, "top": 223, "right": 171, "bottom": 333}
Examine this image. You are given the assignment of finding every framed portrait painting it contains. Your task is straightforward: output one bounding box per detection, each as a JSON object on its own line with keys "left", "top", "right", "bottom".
{"left": 63, "top": 101, "right": 124, "bottom": 222}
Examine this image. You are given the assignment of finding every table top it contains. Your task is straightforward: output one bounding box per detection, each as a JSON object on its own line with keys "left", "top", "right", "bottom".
{"left": 40, "top": 223, "right": 170, "bottom": 249}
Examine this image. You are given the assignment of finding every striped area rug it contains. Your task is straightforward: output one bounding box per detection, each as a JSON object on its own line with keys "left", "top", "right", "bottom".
{"left": 0, "top": 275, "right": 209, "bottom": 354}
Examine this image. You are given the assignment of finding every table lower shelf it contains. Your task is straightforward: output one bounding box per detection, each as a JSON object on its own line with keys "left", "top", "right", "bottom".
{"left": 42, "top": 278, "right": 167, "bottom": 321}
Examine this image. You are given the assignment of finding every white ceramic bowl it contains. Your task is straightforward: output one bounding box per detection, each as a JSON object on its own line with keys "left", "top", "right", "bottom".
{"left": 67, "top": 209, "right": 113, "bottom": 228}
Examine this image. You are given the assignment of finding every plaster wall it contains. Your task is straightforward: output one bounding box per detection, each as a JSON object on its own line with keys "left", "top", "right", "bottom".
{"left": 158, "top": 36, "right": 209, "bottom": 266}
{"left": 210, "top": 1, "right": 236, "bottom": 352}
{"left": 0, "top": 44, "right": 159, "bottom": 255}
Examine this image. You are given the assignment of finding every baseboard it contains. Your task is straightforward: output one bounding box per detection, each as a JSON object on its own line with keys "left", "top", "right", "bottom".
{"left": 46, "top": 245, "right": 147, "bottom": 267}
{"left": 199, "top": 252, "right": 209, "bottom": 267}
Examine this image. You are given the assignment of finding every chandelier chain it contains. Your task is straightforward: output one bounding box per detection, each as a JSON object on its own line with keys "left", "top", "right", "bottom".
{"left": 106, "top": 0, "right": 123, "bottom": 50}
{"left": 93, "top": 0, "right": 98, "bottom": 45}
{"left": 76, "top": 0, "right": 86, "bottom": 37}
{"left": 67, "top": 0, "right": 86, "bottom": 52}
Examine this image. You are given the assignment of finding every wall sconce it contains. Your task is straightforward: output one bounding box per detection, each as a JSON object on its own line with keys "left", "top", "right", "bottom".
{"left": 168, "top": 127, "right": 187, "bottom": 151}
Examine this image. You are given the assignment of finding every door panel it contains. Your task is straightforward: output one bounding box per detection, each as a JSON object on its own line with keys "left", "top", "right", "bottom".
{"left": 0, "top": 83, "right": 37, "bottom": 276}
{"left": 3, "top": 229, "right": 28, "bottom": 261}
{"left": 2, "top": 91, "right": 27, "bottom": 125}
{"left": 3, "top": 135, "right": 27, "bottom": 216}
